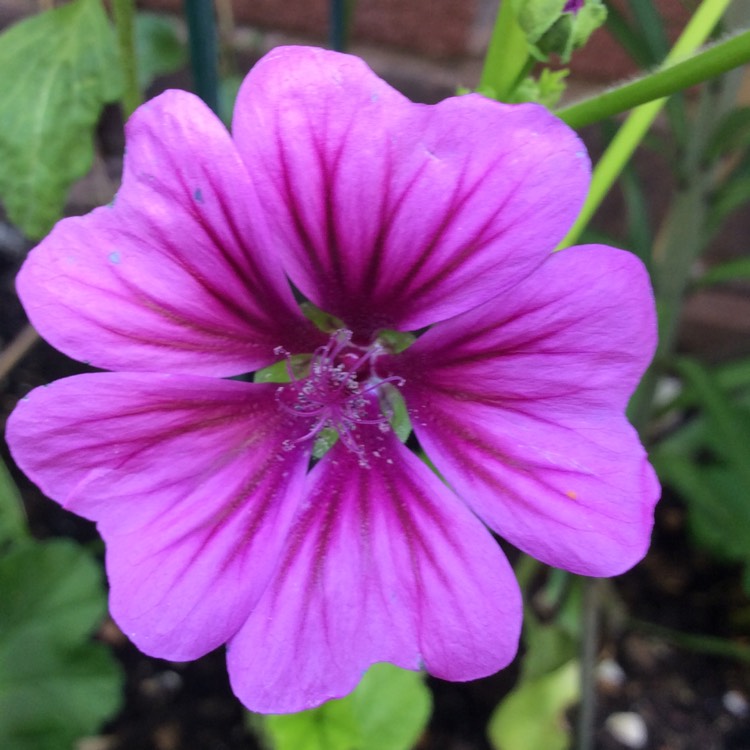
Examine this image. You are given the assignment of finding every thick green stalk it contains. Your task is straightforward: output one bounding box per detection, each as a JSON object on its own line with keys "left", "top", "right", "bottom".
{"left": 558, "top": 29, "right": 750, "bottom": 129}
{"left": 558, "top": 0, "right": 733, "bottom": 249}
{"left": 480, "top": 1, "right": 530, "bottom": 100}
{"left": 112, "top": 0, "right": 141, "bottom": 118}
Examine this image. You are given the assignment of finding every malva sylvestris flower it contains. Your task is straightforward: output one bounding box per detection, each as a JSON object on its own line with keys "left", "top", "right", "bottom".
{"left": 7, "top": 46, "right": 660, "bottom": 713}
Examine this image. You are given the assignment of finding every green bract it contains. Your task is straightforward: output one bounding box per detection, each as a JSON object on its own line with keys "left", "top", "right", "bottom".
{"left": 515, "top": 0, "right": 607, "bottom": 63}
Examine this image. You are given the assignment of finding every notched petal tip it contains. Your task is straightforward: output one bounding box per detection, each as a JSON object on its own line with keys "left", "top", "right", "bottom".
{"left": 225, "top": 429, "right": 521, "bottom": 713}
{"left": 232, "top": 45, "right": 591, "bottom": 338}
{"left": 7, "top": 373, "right": 311, "bottom": 660}
{"left": 398, "top": 243, "right": 660, "bottom": 577}
{"left": 18, "top": 86, "right": 318, "bottom": 376}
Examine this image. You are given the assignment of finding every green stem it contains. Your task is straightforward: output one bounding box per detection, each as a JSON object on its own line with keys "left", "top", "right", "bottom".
{"left": 558, "top": 29, "right": 750, "bottom": 129}
{"left": 558, "top": 0, "right": 733, "bottom": 249}
{"left": 480, "top": 1, "right": 530, "bottom": 100}
{"left": 112, "top": 0, "right": 141, "bottom": 118}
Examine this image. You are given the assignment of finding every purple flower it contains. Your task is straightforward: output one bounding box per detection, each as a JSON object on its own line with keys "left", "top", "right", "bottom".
{"left": 6, "top": 46, "right": 659, "bottom": 713}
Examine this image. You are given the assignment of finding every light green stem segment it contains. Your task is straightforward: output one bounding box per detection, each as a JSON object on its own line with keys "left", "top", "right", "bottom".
{"left": 558, "top": 0, "right": 733, "bottom": 248}
{"left": 558, "top": 28, "right": 750, "bottom": 129}
{"left": 112, "top": 0, "right": 141, "bottom": 118}
{"left": 479, "top": 1, "right": 530, "bottom": 101}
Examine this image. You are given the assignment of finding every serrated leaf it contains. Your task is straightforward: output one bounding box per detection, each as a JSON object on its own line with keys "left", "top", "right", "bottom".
{"left": 488, "top": 660, "right": 579, "bottom": 750}
{"left": 0, "top": 457, "right": 27, "bottom": 549}
{"left": 0, "top": 539, "right": 123, "bottom": 750}
{"left": 259, "top": 663, "right": 431, "bottom": 750}
{"left": 0, "top": 0, "right": 122, "bottom": 238}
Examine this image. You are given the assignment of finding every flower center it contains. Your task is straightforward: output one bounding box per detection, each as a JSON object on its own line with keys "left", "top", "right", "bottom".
{"left": 274, "top": 330, "right": 403, "bottom": 463}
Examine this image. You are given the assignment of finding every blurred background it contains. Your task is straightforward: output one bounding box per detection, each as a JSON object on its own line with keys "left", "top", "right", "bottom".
{"left": 1, "top": 1, "right": 750, "bottom": 749}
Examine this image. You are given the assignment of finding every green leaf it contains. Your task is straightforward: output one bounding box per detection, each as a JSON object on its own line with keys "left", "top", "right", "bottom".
{"left": 658, "top": 457, "right": 750, "bottom": 562}
{"left": 488, "top": 660, "right": 579, "bottom": 750}
{"left": 708, "top": 172, "right": 750, "bottom": 232}
{"left": 515, "top": 0, "right": 566, "bottom": 46}
{"left": 219, "top": 74, "right": 244, "bottom": 127}
{"left": 135, "top": 12, "right": 187, "bottom": 91}
{"left": 605, "top": 5, "right": 652, "bottom": 67}
{"left": 522, "top": 620, "right": 578, "bottom": 682}
{"left": 674, "top": 358, "right": 750, "bottom": 486}
{"left": 259, "top": 664, "right": 431, "bottom": 750}
{"left": 0, "top": 457, "right": 27, "bottom": 549}
{"left": 704, "top": 106, "right": 750, "bottom": 162}
{"left": 629, "top": 0, "right": 669, "bottom": 60}
{"left": 0, "top": 539, "right": 123, "bottom": 750}
{"left": 0, "top": 0, "right": 123, "bottom": 238}
{"left": 698, "top": 257, "right": 750, "bottom": 286}
{"left": 0, "top": 539, "right": 107, "bottom": 652}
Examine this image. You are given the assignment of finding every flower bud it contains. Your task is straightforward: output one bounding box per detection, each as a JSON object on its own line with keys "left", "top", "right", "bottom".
{"left": 515, "top": 0, "right": 607, "bottom": 63}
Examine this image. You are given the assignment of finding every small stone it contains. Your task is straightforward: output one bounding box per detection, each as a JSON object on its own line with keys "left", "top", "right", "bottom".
{"left": 76, "top": 737, "right": 117, "bottom": 750}
{"left": 596, "top": 658, "right": 626, "bottom": 690}
{"left": 605, "top": 712, "right": 648, "bottom": 749}
{"left": 723, "top": 690, "right": 749, "bottom": 718}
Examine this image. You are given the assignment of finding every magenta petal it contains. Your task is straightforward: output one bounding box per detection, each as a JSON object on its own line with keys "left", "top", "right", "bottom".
{"left": 7, "top": 374, "right": 310, "bottom": 659}
{"left": 397, "top": 245, "right": 660, "bottom": 576}
{"left": 226, "top": 430, "right": 521, "bottom": 713}
{"left": 233, "top": 46, "right": 589, "bottom": 335}
{"left": 18, "top": 90, "right": 320, "bottom": 376}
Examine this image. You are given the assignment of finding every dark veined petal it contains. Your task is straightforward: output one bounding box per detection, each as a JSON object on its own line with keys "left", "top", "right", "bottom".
{"left": 232, "top": 45, "right": 590, "bottom": 338}
{"left": 7, "top": 373, "right": 310, "bottom": 659}
{"left": 17, "top": 90, "right": 321, "bottom": 377}
{"left": 226, "top": 429, "right": 521, "bottom": 713}
{"left": 396, "top": 245, "right": 660, "bottom": 576}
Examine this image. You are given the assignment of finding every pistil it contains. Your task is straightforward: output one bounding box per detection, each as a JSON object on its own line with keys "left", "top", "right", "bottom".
{"left": 274, "top": 330, "right": 403, "bottom": 463}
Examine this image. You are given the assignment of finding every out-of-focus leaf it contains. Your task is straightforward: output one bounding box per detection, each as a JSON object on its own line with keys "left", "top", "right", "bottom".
{"left": 259, "top": 663, "right": 431, "bottom": 750}
{"left": 523, "top": 620, "right": 578, "bottom": 681}
{"left": 0, "top": 538, "right": 106, "bottom": 652}
{"left": 654, "top": 358, "right": 750, "bottom": 591}
{"left": 219, "top": 74, "right": 243, "bottom": 127}
{"left": 621, "top": 161, "right": 653, "bottom": 265}
{"left": 0, "top": 0, "right": 122, "bottom": 238}
{"left": 674, "top": 358, "right": 750, "bottom": 486}
{"left": 521, "top": 572, "right": 580, "bottom": 681}
{"left": 135, "top": 12, "right": 187, "bottom": 90}
{"left": 488, "top": 660, "right": 579, "bottom": 750}
{"left": 629, "top": 0, "right": 669, "bottom": 60}
{"left": 0, "top": 539, "right": 123, "bottom": 750}
{"left": 655, "top": 456, "right": 750, "bottom": 562}
{"left": 0, "top": 457, "right": 27, "bottom": 548}
{"left": 708, "top": 173, "right": 750, "bottom": 233}
{"left": 704, "top": 107, "right": 750, "bottom": 162}
{"left": 605, "top": 5, "right": 651, "bottom": 67}
{"left": 698, "top": 257, "right": 750, "bottom": 286}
